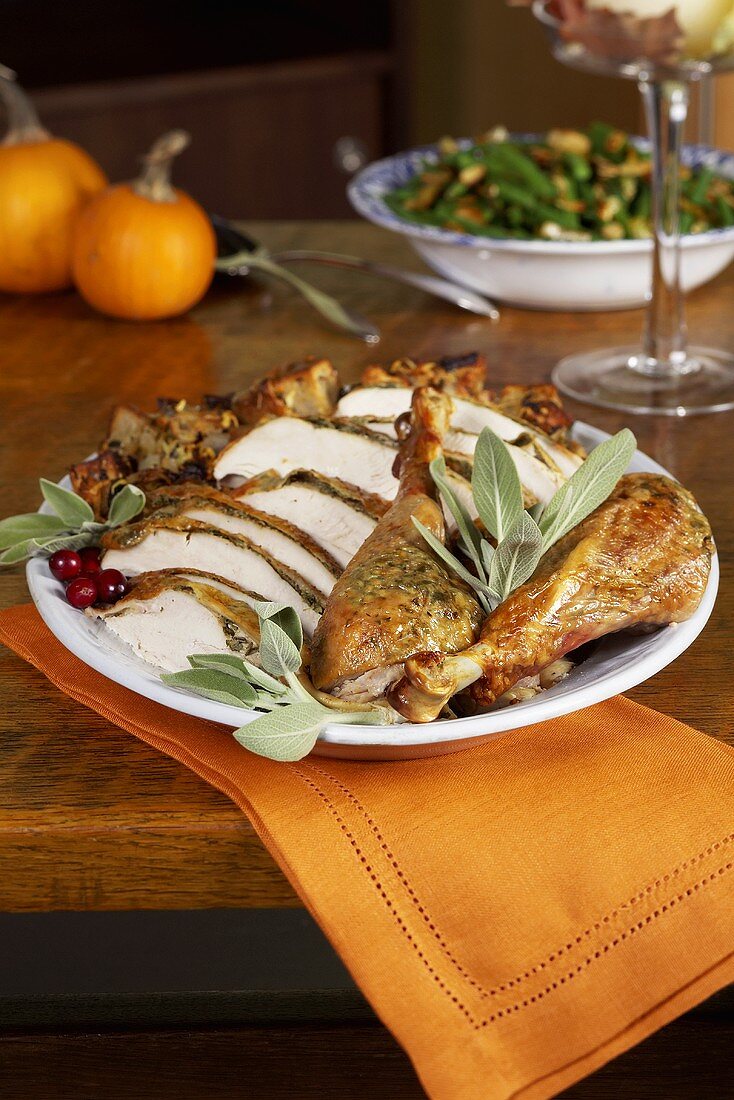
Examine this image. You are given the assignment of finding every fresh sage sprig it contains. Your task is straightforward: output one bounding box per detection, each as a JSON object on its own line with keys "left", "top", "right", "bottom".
{"left": 162, "top": 601, "right": 389, "bottom": 762}
{"left": 216, "top": 250, "right": 380, "bottom": 344}
{"left": 0, "top": 481, "right": 146, "bottom": 565}
{"left": 414, "top": 426, "right": 636, "bottom": 614}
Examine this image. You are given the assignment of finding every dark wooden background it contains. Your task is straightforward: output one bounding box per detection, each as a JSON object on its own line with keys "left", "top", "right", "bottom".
{"left": 2, "top": 1, "right": 400, "bottom": 218}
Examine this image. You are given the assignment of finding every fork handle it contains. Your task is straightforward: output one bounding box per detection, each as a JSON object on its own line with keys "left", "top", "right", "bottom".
{"left": 271, "top": 249, "right": 500, "bottom": 320}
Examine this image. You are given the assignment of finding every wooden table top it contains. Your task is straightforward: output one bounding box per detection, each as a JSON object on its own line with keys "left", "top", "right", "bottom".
{"left": 1, "top": 220, "right": 732, "bottom": 913}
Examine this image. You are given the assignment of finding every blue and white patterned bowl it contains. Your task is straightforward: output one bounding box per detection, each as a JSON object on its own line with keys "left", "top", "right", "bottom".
{"left": 348, "top": 137, "right": 734, "bottom": 311}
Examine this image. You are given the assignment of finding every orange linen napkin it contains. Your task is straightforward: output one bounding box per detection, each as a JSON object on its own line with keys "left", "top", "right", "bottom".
{"left": 1, "top": 603, "right": 733, "bottom": 1100}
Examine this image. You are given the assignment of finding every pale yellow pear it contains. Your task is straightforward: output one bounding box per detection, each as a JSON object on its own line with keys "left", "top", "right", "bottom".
{"left": 586, "top": 0, "right": 734, "bottom": 57}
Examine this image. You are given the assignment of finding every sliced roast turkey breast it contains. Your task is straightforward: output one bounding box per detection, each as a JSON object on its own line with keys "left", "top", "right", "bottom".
{"left": 148, "top": 484, "right": 341, "bottom": 596}
{"left": 88, "top": 570, "right": 263, "bottom": 673}
{"left": 100, "top": 517, "right": 324, "bottom": 634}
{"left": 445, "top": 430, "right": 565, "bottom": 506}
{"left": 335, "top": 387, "right": 583, "bottom": 489}
{"left": 213, "top": 418, "right": 398, "bottom": 500}
{"left": 235, "top": 470, "right": 386, "bottom": 569}
{"left": 335, "top": 385, "right": 412, "bottom": 423}
{"left": 445, "top": 399, "right": 582, "bottom": 478}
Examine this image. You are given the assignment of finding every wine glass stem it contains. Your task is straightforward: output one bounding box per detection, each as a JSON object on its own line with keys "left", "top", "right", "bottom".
{"left": 637, "top": 78, "right": 691, "bottom": 376}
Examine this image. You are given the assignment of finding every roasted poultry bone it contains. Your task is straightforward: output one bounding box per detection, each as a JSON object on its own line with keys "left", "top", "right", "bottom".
{"left": 388, "top": 474, "right": 714, "bottom": 722}
{"left": 309, "top": 387, "right": 483, "bottom": 698}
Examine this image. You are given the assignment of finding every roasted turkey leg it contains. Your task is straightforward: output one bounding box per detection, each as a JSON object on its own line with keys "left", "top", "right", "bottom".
{"left": 388, "top": 473, "right": 714, "bottom": 722}
{"left": 309, "top": 387, "right": 483, "bottom": 697}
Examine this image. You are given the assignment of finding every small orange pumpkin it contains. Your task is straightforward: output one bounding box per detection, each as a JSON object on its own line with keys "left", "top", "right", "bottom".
{"left": 72, "top": 130, "right": 216, "bottom": 321}
{"left": 0, "top": 64, "right": 107, "bottom": 294}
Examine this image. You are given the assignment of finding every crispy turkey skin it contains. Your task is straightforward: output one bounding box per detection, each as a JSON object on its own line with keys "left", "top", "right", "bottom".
{"left": 389, "top": 473, "right": 714, "bottom": 722}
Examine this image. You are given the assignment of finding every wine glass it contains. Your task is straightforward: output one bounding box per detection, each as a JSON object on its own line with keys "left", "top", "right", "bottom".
{"left": 532, "top": 0, "right": 734, "bottom": 415}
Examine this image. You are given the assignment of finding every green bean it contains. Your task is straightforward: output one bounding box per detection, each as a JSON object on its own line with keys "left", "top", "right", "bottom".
{"left": 578, "top": 180, "right": 596, "bottom": 208}
{"left": 590, "top": 123, "right": 628, "bottom": 163}
{"left": 505, "top": 205, "right": 525, "bottom": 229}
{"left": 631, "top": 186, "right": 651, "bottom": 220}
{"left": 560, "top": 172, "right": 580, "bottom": 202}
{"left": 484, "top": 144, "right": 557, "bottom": 201}
{"left": 716, "top": 195, "right": 734, "bottom": 227}
{"left": 492, "top": 178, "right": 542, "bottom": 211}
{"left": 587, "top": 121, "right": 619, "bottom": 157}
{"left": 563, "top": 152, "right": 592, "bottom": 182}
{"left": 444, "top": 179, "right": 469, "bottom": 201}
{"left": 689, "top": 166, "right": 714, "bottom": 205}
{"left": 455, "top": 151, "right": 478, "bottom": 170}
{"left": 533, "top": 201, "right": 580, "bottom": 230}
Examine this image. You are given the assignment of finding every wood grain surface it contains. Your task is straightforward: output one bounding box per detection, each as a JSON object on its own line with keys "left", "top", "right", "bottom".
{"left": 0, "top": 220, "right": 732, "bottom": 918}
{"left": 1, "top": 221, "right": 732, "bottom": 1100}
{"left": 2, "top": 996, "right": 732, "bottom": 1099}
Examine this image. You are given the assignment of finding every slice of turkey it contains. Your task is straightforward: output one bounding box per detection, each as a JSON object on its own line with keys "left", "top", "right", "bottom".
{"left": 335, "top": 386, "right": 412, "bottom": 423}
{"left": 101, "top": 518, "right": 324, "bottom": 634}
{"left": 88, "top": 570, "right": 262, "bottom": 673}
{"left": 444, "top": 402, "right": 582, "bottom": 478}
{"left": 213, "top": 418, "right": 398, "bottom": 500}
{"left": 236, "top": 471, "right": 383, "bottom": 570}
{"left": 445, "top": 430, "right": 565, "bottom": 506}
{"left": 335, "top": 386, "right": 583, "bottom": 480}
{"left": 148, "top": 486, "right": 340, "bottom": 596}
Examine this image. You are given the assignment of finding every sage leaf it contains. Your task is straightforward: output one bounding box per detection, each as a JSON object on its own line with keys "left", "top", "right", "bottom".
{"left": 34, "top": 531, "right": 96, "bottom": 555}
{"left": 162, "top": 668, "right": 258, "bottom": 708}
{"left": 0, "top": 538, "right": 57, "bottom": 565}
{"left": 472, "top": 429, "right": 524, "bottom": 542}
{"left": 247, "top": 695, "right": 284, "bottom": 712}
{"left": 40, "top": 478, "right": 95, "bottom": 526}
{"left": 107, "top": 484, "right": 146, "bottom": 527}
{"left": 480, "top": 540, "right": 495, "bottom": 576}
{"left": 0, "top": 513, "right": 67, "bottom": 549}
{"left": 429, "top": 456, "right": 485, "bottom": 577}
{"left": 239, "top": 659, "right": 289, "bottom": 696}
{"left": 487, "top": 511, "right": 543, "bottom": 601}
{"left": 0, "top": 531, "right": 94, "bottom": 565}
{"left": 412, "top": 517, "right": 493, "bottom": 613}
{"left": 480, "top": 541, "right": 501, "bottom": 605}
{"left": 0, "top": 477, "right": 147, "bottom": 567}
{"left": 188, "top": 653, "right": 288, "bottom": 697}
{"left": 539, "top": 428, "right": 636, "bottom": 552}
{"left": 258, "top": 618, "right": 302, "bottom": 678}
{"left": 187, "top": 653, "right": 256, "bottom": 680}
{"left": 251, "top": 600, "right": 303, "bottom": 651}
{"left": 234, "top": 701, "right": 327, "bottom": 762}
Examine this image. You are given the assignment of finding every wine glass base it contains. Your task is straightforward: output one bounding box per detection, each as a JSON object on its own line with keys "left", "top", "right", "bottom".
{"left": 552, "top": 346, "right": 734, "bottom": 416}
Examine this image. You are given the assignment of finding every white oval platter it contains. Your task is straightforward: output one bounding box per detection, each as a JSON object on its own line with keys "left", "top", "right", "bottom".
{"left": 26, "top": 422, "right": 718, "bottom": 758}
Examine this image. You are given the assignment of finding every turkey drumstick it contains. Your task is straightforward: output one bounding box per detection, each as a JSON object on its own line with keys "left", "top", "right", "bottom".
{"left": 309, "top": 387, "right": 483, "bottom": 700}
{"left": 388, "top": 473, "right": 713, "bottom": 723}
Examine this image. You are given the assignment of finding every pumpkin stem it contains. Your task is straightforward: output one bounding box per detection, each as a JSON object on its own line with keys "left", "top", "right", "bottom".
{"left": 0, "top": 64, "right": 50, "bottom": 146}
{"left": 134, "top": 129, "right": 190, "bottom": 202}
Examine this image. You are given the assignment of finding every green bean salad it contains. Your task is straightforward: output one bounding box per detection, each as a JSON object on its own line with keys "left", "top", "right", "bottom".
{"left": 384, "top": 123, "right": 734, "bottom": 242}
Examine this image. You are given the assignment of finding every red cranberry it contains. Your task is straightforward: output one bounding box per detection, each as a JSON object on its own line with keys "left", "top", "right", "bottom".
{"left": 79, "top": 547, "right": 102, "bottom": 575}
{"left": 66, "top": 576, "right": 98, "bottom": 610}
{"left": 95, "top": 567, "right": 128, "bottom": 604}
{"left": 49, "top": 549, "right": 82, "bottom": 581}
